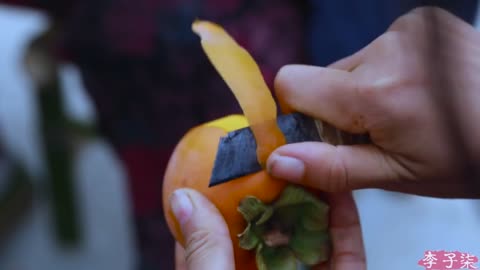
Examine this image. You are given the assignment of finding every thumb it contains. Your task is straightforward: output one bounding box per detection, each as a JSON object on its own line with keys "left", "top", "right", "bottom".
{"left": 170, "top": 188, "right": 235, "bottom": 270}
{"left": 266, "top": 142, "right": 404, "bottom": 192}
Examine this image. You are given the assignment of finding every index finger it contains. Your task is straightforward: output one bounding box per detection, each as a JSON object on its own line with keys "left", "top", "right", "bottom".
{"left": 274, "top": 65, "right": 367, "bottom": 133}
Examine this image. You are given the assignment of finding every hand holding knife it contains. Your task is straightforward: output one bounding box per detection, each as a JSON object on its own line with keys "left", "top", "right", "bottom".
{"left": 209, "top": 113, "right": 371, "bottom": 186}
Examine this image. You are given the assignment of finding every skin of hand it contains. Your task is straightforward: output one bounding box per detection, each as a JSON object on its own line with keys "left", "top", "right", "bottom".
{"left": 172, "top": 189, "right": 366, "bottom": 270}
{"left": 172, "top": 6, "right": 478, "bottom": 270}
{"left": 267, "top": 7, "right": 480, "bottom": 198}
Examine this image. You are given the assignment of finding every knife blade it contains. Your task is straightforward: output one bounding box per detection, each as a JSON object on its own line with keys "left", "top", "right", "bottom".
{"left": 209, "top": 112, "right": 370, "bottom": 187}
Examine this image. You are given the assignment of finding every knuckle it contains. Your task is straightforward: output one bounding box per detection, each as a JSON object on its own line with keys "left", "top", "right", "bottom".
{"left": 184, "top": 229, "right": 217, "bottom": 265}
{"left": 376, "top": 31, "right": 405, "bottom": 53}
{"left": 326, "top": 147, "right": 349, "bottom": 192}
{"left": 367, "top": 31, "right": 409, "bottom": 74}
{"left": 410, "top": 6, "right": 446, "bottom": 17}
{"left": 389, "top": 6, "right": 448, "bottom": 35}
{"left": 389, "top": 7, "right": 425, "bottom": 32}
{"left": 356, "top": 32, "right": 409, "bottom": 98}
{"left": 356, "top": 72, "right": 399, "bottom": 98}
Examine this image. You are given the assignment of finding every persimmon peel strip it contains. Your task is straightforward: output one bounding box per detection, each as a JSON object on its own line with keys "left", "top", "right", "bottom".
{"left": 192, "top": 20, "right": 286, "bottom": 166}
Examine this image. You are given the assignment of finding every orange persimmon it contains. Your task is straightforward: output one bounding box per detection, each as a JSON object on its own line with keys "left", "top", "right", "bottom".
{"left": 162, "top": 115, "right": 330, "bottom": 270}
{"left": 162, "top": 115, "right": 287, "bottom": 270}
{"left": 162, "top": 20, "right": 330, "bottom": 270}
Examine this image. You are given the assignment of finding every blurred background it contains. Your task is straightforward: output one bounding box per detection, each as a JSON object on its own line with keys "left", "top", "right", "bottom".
{"left": 0, "top": 1, "right": 479, "bottom": 270}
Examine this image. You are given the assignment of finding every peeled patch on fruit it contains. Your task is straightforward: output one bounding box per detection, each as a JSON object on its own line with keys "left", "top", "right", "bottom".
{"left": 162, "top": 20, "right": 331, "bottom": 270}
{"left": 163, "top": 116, "right": 288, "bottom": 270}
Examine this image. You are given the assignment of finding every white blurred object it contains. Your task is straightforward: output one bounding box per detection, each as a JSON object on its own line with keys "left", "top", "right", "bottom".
{"left": 0, "top": 5, "right": 46, "bottom": 176}
{"left": 0, "top": 139, "right": 136, "bottom": 270}
{"left": 354, "top": 190, "right": 480, "bottom": 269}
{"left": 60, "top": 64, "right": 96, "bottom": 124}
{"left": 0, "top": 4, "right": 136, "bottom": 270}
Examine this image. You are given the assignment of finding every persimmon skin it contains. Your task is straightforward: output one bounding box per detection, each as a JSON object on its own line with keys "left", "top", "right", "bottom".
{"left": 162, "top": 118, "right": 287, "bottom": 270}
{"left": 192, "top": 21, "right": 286, "bottom": 166}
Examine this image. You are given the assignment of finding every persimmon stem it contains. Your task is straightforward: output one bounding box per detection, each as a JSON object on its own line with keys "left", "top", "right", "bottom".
{"left": 263, "top": 229, "right": 291, "bottom": 247}
{"left": 237, "top": 185, "right": 331, "bottom": 270}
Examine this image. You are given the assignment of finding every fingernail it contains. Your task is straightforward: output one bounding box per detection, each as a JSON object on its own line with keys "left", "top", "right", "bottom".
{"left": 267, "top": 154, "right": 305, "bottom": 181}
{"left": 170, "top": 189, "right": 193, "bottom": 226}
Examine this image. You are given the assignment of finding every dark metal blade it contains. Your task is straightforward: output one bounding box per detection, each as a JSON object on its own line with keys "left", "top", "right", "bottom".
{"left": 209, "top": 113, "right": 321, "bottom": 187}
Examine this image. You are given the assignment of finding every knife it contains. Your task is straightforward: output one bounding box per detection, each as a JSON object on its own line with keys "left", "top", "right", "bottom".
{"left": 209, "top": 113, "right": 371, "bottom": 187}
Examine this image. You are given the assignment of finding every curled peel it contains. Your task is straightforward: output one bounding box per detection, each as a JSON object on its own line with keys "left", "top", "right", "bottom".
{"left": 192, "top": 20, "right": 286, "bottom": 166}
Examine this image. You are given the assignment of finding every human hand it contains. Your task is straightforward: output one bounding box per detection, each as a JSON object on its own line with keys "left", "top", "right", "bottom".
{"left": 172, "top": 189, "right": 366, "bottom": 270}
{"left": 170, "top": 188, "right": 234, "bottom": 270}
{"left": 267, "top": 7, "right": 480, "bottom": 198}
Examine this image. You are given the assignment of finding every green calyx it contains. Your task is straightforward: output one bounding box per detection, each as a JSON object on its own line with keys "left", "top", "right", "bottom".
{"left": 237, "top": 185, "right": 331, "bottom": 270}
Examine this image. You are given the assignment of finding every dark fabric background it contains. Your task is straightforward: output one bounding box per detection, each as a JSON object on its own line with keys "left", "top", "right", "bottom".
{"left": 307, "top": 0, "right": 479, "bottom": 66}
